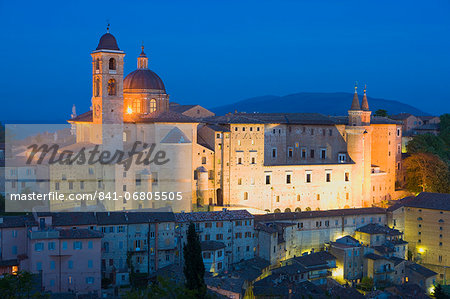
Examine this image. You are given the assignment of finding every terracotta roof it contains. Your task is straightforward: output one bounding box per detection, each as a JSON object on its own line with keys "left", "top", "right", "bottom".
{"left": 254, "top": 207, "right": 386, "bottom": 221}
{"left": 201, "top": 240, "right": 226, "bottom": 251}
{"left": 364, "top": 253, "right": 389, "bottom": 260}
{"left": 291, "top": 251, "right": 336, "bottom": 269}
{"left": 389, "top": 113, "right": 413, "bottom": 120}
{"left": 175, "top": 209, "right": 253, "bottom": 223}
{"left": 69, "top": 110, "right": 93, "bottom": 122}
{"left": 130, "top": 110, "right": 199, "bottom": 123}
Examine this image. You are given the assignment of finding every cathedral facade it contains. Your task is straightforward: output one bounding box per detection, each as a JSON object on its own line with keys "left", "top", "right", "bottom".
{"left": 63, "top": 30, "right": 402, "bottom": 213}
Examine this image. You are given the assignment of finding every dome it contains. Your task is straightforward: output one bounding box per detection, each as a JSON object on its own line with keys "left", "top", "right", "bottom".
{"left": 123, "top": 69, "right": 165, "bottom": 91}
{"left": 96, "top": 33, "right": 120, "bottom": 51}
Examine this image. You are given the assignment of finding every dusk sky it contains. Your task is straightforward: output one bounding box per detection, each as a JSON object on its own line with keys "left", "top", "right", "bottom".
{"left": 1, "top": 0, "right": 449, "bottom": 123}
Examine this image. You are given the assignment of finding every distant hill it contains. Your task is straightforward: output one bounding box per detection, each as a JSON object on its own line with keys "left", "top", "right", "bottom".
{"left": 211, "top": 92, "right": 428, "bottom": 116}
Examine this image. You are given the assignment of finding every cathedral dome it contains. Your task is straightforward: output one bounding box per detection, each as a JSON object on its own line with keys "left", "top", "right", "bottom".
{"left": 123, "top": 69, "right": 165, "bottom": 91}
{"left": 96, "top": 33, "right": 120, "bottom": 51}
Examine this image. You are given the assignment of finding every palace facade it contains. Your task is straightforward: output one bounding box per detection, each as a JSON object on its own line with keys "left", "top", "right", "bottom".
{"left": 63, "top": 30, "right": 402, "bottom": 213}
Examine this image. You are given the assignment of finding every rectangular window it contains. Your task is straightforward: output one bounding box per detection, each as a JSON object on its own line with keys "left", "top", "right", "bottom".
{"left": 55, "top": 182, "right": 60, "bottom": 190}
{"left": 80, "top": 181, "right": 84, "bottom": 190}
{"left": 288, "top": 147, "right": 293, "bottom": 158}
{"left": 35, "top": 243, "right": 44, "bottom": 252}
{"left": 345, "top": 172, "right": 349, "bottom": 182}
{"left": 286, "top": 174, "right": 292, "bottom": 184}
{"left": 301, "top": 148, "right": 307, "bottom": 159}
{"left": 48, "top": 242, "right": 55, "bottom": 250}
{"left": 69, "top": 181, "right": 73, "bottom": 190}
{"left": 306, "top": 172, "right": 312, "bottom": 183}
{"left": 321, "top": 148, "right": 327, "bottom": 159}
{"left": 73, "top": 241, "right": 82, "bottom": 250}
{"left": 338, "top": 153, "right": 347, "bottom": 163}
{"left": 272, "top": 148, "right": 277, "bottom": 158}
{"left": 68, "top": 260, "right": 73, "bottom": 269}
{"left": 265, "top": 174, "right": 271, "bottom": 185}
{"left": 326, "top": 172, "right": 331, "bottom": 182}
{"left": 310, "top": 149, "right": 315, "bottom": 158}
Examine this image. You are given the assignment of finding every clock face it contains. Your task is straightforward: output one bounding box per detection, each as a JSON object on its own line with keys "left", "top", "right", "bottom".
{"left": 95, "top": 104, "right": 101, "bottom": 117}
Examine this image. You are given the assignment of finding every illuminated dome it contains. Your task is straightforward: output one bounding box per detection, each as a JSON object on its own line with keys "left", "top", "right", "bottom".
{"left": 123, "top": 69, "right": 165, "bottom": 91}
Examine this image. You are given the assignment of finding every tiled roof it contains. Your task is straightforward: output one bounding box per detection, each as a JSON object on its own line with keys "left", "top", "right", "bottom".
{"left": 169, "top": 104, "right": 197, "bottom": 114}
{"left": 335, "top": 235, "right": 360, "bottom": 246}
{"left": 125, "top": 212, "right": 175, "bottom": 224}
{"left": 291, "top": 251, "right": 336, "bottom": 269}
{"left": 68, "top": 110, "right": 93, "bottom": 122}
{"left": 356, "top": 223, "right": 402, "bottom": 236}
{"left": 37, "top": 212, "right": 97, "bottom": 226}
{"left": 58, "top": 228, "right": 103, "bottom": 239}
{"left": 205, "top": 124, "right": 230, "bottom": 132}
{"left": 389, "top": 113, "right": 413, "bottom": 121}
{"left": 204, "top": 112, "right": 338, "bottom": 125}
{"left": 69, "top": 110, "right": 199, "bottom": 124}
{"left": 0, "top": 214, "right": 36, "bottom": 228}
{"left": 255, "top": 222, "right": 278, "bottom": 234}
{"left": 389, "top": 256, "right": 406, "bottom": 266}
{"left": 129, "top": 110, "right": 199, "bottom": 124}
{"left": 201, "top": 240, "right": 226, "bottom": 251}
{"left": 402, "top": 192, "right": 450, "bottom": 211}
{"left": 175, "top": 209, "right": 253, "bottom": 223}
{"left": 364, "top": 253, "right": 389, "bottom": 261}
{"left": 255, "top": 207, "right": 386, "bottom": 221}
{"left": 387, "top": 196, "right": 415, "bottom": 212}
{"left": 412, "top": 123, "right": 440, "bottom": 130}
{"left": 406, "top": 263, "right": 437, "bottom": 278}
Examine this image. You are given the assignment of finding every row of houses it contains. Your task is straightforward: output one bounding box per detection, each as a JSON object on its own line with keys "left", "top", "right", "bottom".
{"left": 1, "top": 193, "right": 446, "bottom": 297}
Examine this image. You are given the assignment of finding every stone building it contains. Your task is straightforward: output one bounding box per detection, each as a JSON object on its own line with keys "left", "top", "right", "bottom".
{"left": 388, "top": 192, "right": 450, "bottom": 282}
{"left": 47, "top": 29, "right": 404, "bottom": 214}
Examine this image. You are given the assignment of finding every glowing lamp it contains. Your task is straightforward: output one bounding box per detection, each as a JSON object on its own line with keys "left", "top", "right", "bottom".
{"left": 127, "top": 107, "right": 133, "bottom": 114}
{"left": 418, "top": 247, "right": 425, "bottom": 254}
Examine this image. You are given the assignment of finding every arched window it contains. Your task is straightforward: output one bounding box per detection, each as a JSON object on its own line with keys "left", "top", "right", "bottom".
{"left": 297, "top": 195, "right": 301, "bottom": 201}
{"left": 285, "top": 208, "right": 291, "bottom": 213}
{"left": 94, "top": 78, "right": 100, "bottom": 97}
{"left": 274, "top": 208, "right": 281, "bottom": 213}
{"left": 109, "top": 58, "right": 116, "bottom": 70}
{"left": 132, "top": 99, "right": 141, "bottom": 113}
{"left": 243, "top": 192, "right": 248, "bottom": 200}
{"left": 305, "top": 207, "right": 311, "bottom": 211}
{"left": 150, "top": 99, "right": 157, "bottom": 113}
{"left": 95, "top": 58, "right": 100, "bottom": 71}
{"left": 295, "top": 207, "right": 301, "bottom": 212}
{"left": 107, "top": 79, "right": 116, "bottom": 96}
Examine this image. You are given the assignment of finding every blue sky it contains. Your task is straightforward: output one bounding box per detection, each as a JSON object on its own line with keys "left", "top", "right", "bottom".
{"left": 0, "top": 0, "right": 449, "bottom": 123}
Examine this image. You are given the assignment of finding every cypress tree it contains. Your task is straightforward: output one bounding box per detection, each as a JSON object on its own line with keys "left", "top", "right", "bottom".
{"left": 183, "top": 222, "right": 206, "bottom": 298}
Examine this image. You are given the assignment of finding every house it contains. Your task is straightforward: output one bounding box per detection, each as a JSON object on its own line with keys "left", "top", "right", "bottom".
{"left": 405, "top": 262, "right": 437, "bottom": 294}
{"left": 201, "top": 240, "right": 226, "bottom": 273}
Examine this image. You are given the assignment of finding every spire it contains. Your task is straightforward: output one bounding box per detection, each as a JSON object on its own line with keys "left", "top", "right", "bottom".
{"left": 137, "top": 44, "right": 148, "bottom": 69}
{"left": 106, "top": 22, "right": 110, "bottom": 33}
{"left": 361, "top": 84, "right": 369, "bottom": 110}
{"left": 350, "top": 82, "right": 361, "bottom": 110}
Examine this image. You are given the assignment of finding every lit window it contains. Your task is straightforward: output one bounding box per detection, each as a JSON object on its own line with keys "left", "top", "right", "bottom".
{"left": 149, "top": 99, "right": 156, "bottom": 113}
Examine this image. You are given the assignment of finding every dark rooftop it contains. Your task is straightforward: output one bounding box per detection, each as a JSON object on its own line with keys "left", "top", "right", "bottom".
{"left": 255, "top": 207, "right": 386, "bottom": 221}
{"left": 58, "top": 228, "right": 103, "bottom": 239}
{"left": 406, "top": 263, "right": 437, "bottom": 278}
{"left": 175, "top": 209, "right": 253, "bottom": 223}
{"left": 402, "top": 192, "right": 450, "bottom": 211}
{"left": 201, "top": 240, "right": 226, "bottom": 251}
{"left": 356, "top": 223, "right": 402, "bottom": 236}
{"left": 96, "top": 33, "right": 120, "bottom": 51}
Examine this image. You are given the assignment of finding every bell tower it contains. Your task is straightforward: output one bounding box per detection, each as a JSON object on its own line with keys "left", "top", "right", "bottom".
{"left": 91, "top": 26, "right": 125, "bottom": 145}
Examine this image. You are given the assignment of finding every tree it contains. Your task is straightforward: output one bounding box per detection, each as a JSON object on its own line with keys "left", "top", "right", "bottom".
{"left": 374, "top": 109, "right": 388, "bottom": 117}
{"left": 432, "top": 283, "right": 449, "bottom": 299}
{"left": 359, "top": 276, "right": 374, "bottom": 291}
{"left": 406, "top": 133, "right": 448, "bottom": 162}
{"left": 125, "top": 276, "right": 198, "bottom": 299}
{"left": 183, "top": 222, "right": 206, "bottom": 298}
{"left": 0, "top": 271, "right": 43, "bottom": 299}
{"left": 404, "top": 153, "right": 450, "bottom": 193}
